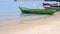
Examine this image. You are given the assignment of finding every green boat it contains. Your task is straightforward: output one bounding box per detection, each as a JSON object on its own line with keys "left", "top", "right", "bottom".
{"left": 19, "top": 7, "right": 57, "bottom": 15}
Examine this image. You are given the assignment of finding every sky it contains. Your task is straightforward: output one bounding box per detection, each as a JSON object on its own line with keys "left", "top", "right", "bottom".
{"left": 0, "top": 0, "right": 58, "bottom": 20}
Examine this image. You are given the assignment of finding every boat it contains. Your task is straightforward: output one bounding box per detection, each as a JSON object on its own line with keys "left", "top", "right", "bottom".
{"left": 19, "top": 7, "right": 57, "bottom": 15}
{"left": 43, "top": 3, "right": 60, "bottom": 11}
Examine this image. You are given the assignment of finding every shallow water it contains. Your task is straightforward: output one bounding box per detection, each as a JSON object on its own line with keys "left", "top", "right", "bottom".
{"left": 0, "top": 0, "right": 58, "bottom": 20}
{"left": 0, "top": 0, "right": 59, "bottom": 25}
{"left": 0, "top": 11, "right": 60, "bottom": 26}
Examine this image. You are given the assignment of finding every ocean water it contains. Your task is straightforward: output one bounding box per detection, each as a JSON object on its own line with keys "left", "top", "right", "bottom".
{"left": 0, "top": 0, "right": 20, "bottom": 20}
{"left": 0, "top": 0, "right": 57, "bottom": 20}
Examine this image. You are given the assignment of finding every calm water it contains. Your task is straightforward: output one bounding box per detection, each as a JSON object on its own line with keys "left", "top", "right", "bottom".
{"left": 0, "top": 0, "right": 57, "bottom": 20}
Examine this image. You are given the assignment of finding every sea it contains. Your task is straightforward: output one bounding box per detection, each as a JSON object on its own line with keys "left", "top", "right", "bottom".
{"left": 0, "top": 0, "right": 58, "bottom": 20}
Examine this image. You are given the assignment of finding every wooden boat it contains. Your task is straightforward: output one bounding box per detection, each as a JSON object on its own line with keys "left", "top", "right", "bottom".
{"left": 19, "top": 7, "right": 57, "bottom": 15}
{"left": 43, "top": 3, "right": 60, "bottom": 11}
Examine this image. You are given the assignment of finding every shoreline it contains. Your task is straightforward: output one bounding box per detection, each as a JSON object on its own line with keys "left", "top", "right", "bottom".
{"left": 0, "top": 11, "right": 59, "bottom": 26}
{"left": 0, "top": 12, "right": 60, "bottom": 34}
{"left": 0, "top": 14, "right": 52, "bottom": 26}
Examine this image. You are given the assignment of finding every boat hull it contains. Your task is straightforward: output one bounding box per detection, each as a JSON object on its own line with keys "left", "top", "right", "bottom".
{"left": 19, "top": 7, "right": 57, "bottom": 15}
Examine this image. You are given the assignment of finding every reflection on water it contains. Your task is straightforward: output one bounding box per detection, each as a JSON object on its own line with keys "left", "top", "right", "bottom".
{"left": 0, "top": 11, "right": 60, "bottom": 26}
{"left": 0, "top": 13, "right": 52, "bottom": 26}
{"left": 0, "top": 0, "right": 57, "bottom": 20}
{"left": 20, "top": 14, "right": 52, "bottom": 21}
{"left": 1, "top": 11, "right": 60, "bottom": 21}
{"left": 0, "top": 0, "right": 59, "bottom": 25}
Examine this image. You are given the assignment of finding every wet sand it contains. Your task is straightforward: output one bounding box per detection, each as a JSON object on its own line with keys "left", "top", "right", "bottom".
{"left": 0, "top": 11, "right": 60, "bottom": 34}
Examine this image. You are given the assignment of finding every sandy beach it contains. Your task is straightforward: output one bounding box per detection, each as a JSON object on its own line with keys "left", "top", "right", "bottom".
{"left": 0, "top": 11, "right": 60, "bottom": 34}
